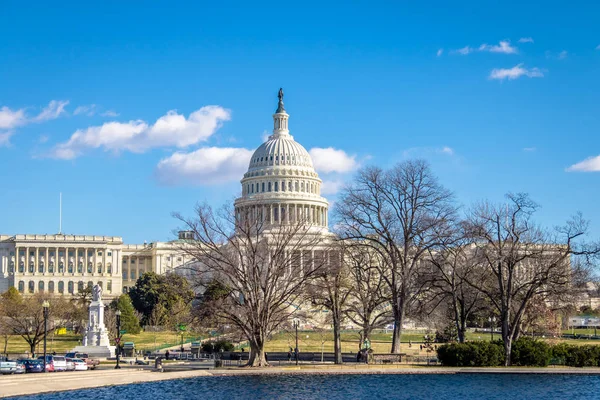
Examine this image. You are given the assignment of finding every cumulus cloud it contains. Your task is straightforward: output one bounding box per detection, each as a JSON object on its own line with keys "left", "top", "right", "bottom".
{"left": 155, "top": 146, "right": 253, "bottom": 185}
{"left": 479, "top": 40, "right": 518, "bottom": 54}
{"left": 518, "top": 37, "right": 534, "bottom": 43}
{"left": 566, "top": 155, "right": 600, "bottom": 172}
{"left": 51, "top": 105, "right": 231, "bottom": 159}
{"left": 0, "top": 106, "right": 27, "bottom": 129}
{"left": 309, "top": 147, "right": 357, "bottom": 174}
{"left": 74, "top": 104, "right": 97, "bottom": 116}
{"left": 321, "top": 179, "right": 345, "bottom": 195}
{"left": 33, "top": 100, "right": 69, "bottom": 122}
{"left": 441, "top": 146, "right": 454, "bottom": 155}
{"left": 489, "top": 64, "right": 544, "bottom": 80}
{"left": 436, "top": 48, "right": 443, "bottom": 57}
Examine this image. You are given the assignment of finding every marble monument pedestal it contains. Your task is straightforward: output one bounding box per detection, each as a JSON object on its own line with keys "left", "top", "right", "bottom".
{"left": 70, "top": 285, "right": 116, "bottom": 358}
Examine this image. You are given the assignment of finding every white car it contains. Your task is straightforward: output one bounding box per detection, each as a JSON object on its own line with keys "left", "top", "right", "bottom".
{"left": 71, "top": 358, "right": 88, "bottom": 371}
{"left": 39, "top": 355, "right": 68, "bottom": 372}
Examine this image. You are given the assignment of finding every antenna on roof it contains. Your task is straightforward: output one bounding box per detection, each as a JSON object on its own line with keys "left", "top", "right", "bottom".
{"left": 59, "top": 192, "right": 62, "bottom": 234}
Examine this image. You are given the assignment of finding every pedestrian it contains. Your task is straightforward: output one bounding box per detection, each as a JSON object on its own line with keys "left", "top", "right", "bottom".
{"left": 241, "top": 347, "right": 245, "bottom": 353}
{"left": 419, "top": 345, "right": 422, "bottom": 351}
{"left": 165, "top": 350, "right": 170, "bottom": 360}
{"left": 287, "top": 350, "right": 292, "bottom": 361}
{"left": 409, "top": 340, "right": 412, "bottom": 348}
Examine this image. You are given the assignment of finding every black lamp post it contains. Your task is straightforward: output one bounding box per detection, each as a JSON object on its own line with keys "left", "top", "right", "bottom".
{"left": 42, "top": 300, "right": 49, "bottom": 373}
{"left": 115, "top": 310, "right": 122, "bottom": 369}
{"left": 293, "top": 318, "right": 299, "bottom": 366}
{"left": 489, "top": 316, "right": 496, "bottom": 341}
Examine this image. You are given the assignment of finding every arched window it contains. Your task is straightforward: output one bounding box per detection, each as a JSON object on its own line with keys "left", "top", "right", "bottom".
{"left": 38, "top": 281, "right": 45, "bottom": 292}
{"left": 251, "top": 183, "right": 254, "bottom": 193}
{"left": 58, "top": 262, "right": 64, "bottom": 273}
{"left": 274, "top": 182, "right": 278, "bottom": 192}
{"left": 18, "top": 262, "right": 24, "bottom": 273}
{"left": 87, "top": 262, "right": 93, "bottom": 274}
{"left": 97, "top": 263, "right": 103, "bottom": 274}
{"left": 77, "top": 262, "right": 83, "bottom": 274}
{"left": 28, "top": 281, "right": 35, "bottom": 293}
{"left": 38, "top": 262, "right": 44, "bottom": 273}
{"left": 301, "top": 182, "right": 304, "bottom": 192}
{"left": 282, "top": 181, "right": 286, "bottom": 192}
{"left": 18, "top": 281, "right": 24, "bottom": 293}
{"left": 58, "top": 281, "right": 64, "bottom": 293}
{"left": 262, "top": 182, "right": 265, "bottom": 192}
{"left": 78, "top": 281, "right": 84, "bottom": 293}
{"left": 68, "top": 263, "right": 74, "bottom": 274}
{"left": 295, "top": 181, "right": 299, "bottom": 191}
{"left": 268, "top": 182, "right": 272, "bottom": 192}
{"left": 107, "top": 263, "right": 112, "bottom": 274}
{"left": 29, "top": 263, "right": 34, "bottom": 273}
{"left": 274, "top": 207, "right": 279, "bottom": 222}
{"left": 49, "top": 262, "right": 54, "bottom": 273}
{"left": 48, "top": 281, "right": 55, "bottom": 293}
{"left": 68, "top": 281, "right": 74, "bottom": 294}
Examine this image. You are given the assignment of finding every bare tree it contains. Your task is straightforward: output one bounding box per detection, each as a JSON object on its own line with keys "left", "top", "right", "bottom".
{"left": 307, "top": 243, "right": 351, "bottom": 364}
{"left": 464, "top": 193, "right": 599, "bottom": 365}
{"left": 174, "top": 202, "right": 327, "bottom": 367}
{"left": 335, "top": 160, "right": 456, "bottom": 353}
{"left": 343, "top": 242, "right": 392, "bottom": 349}
{"left": 424, "top": 227, "right": 486, "bottom": 343}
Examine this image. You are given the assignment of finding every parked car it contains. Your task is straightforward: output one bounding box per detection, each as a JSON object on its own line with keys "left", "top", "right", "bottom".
{"left": 65, "top": 358, "right": 75, "bottom": 371}
{"left": 65, "top": 352, "right": 99, "bottom": 370}
{"left": 70, "top": 358, "right": 88, "bottom": 371}
{"left": 38, "top": 355, "right": 67, "bottom": 372}
{"left": 19, "top": 359, "right": 45, "bottom": 373}
{"left": 14, "top": 360, "right": 26, "bottom": 374}
{"left": 0, "top": 356, "right": 17, "bottom": 375}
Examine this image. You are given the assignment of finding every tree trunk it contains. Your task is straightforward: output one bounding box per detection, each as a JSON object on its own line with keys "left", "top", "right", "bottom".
{"left": 247, "top": 337, "right": 268, "bottom": 367}
{"left": 333, "top": 315, "right": 342, "bottom": 364}
{"left": 29, "top": 341, "right": 36, "bottom": 355}
{"left": 391, "top": 309, "right": 403, "bottom": 353}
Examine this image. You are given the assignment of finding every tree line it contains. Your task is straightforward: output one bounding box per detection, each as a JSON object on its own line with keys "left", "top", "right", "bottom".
{"left": 175, "top": 159, "right": 600, "bottom": 367}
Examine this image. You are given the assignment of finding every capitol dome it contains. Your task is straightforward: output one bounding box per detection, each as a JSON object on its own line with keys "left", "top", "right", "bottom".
{"left": 234, "top": 89, "right": 329, "bottom": 232}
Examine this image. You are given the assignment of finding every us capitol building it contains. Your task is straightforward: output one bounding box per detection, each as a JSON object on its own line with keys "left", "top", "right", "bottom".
{"left": 0, "top": 89, "right": 331, "bottom": 299}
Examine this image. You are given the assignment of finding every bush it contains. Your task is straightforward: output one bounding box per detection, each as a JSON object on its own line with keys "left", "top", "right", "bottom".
{"left": 201, "top": 339, "right": 234, "bottom": 353}
{"left": 437, "top": 341, "right": 504, "bottom": 367}
{"left": 563, "top": 345, "right": 600, "bottom": 367}
{"left": 511, "top": 337, "right": 550, "bottom": 367}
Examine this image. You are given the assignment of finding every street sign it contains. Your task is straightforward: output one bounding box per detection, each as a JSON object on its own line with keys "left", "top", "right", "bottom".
{"left": 115, "top": 338, "right": 121, "bottom": 344}
{"left": 120, "top": 330, "right": 127, "bottom": 335}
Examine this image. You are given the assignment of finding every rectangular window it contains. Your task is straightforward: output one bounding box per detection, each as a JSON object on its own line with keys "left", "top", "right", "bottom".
{"left": 140, "top": 259, "right": 144, "bottom": 264}
{"left": 98, "top": 251, "right": 102, "bottom": 256}
{"left": 30, "top": 251, "right": 35, "bottom": 256}
{"left": 9, "top": 251, "right": 14, "bottom": 256}
{"left": 59, "top": 251, "right": 65, "bottom": 257}
{"left": 107, "top": 280, "right": 112, "bottom": 292}
{"left": 88, "top": 251, "right": 93, "bottom": 256}
{"left": 130, "top": 270, "right": 136, "bottom": 280}
{"left": 122, "top": 269, "right": 128, "bottom": 279}
{"left": 68, "top": 251, "right": 73, "bottom": 257}
{"left": 50, "top": 251, "right": 55, "bottom": 256}
{"left": 131, "top": 259, "right": 136, "bottom": 264}
{"left": 122, "top": 258, "right": 127, "bottom": 264}
{"left": 177, "top": 257, "right": 182, "bottom": 262}
{"left": 107, "top": 252, "right": 112, "bottom": 257}
{"left": 167, "top": 257, "right": 171, "bottom": 261}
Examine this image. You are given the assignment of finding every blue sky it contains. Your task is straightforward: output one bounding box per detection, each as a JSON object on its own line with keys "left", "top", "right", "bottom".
{"left": 1, "top": 1, "right": 600, "bottom": 243}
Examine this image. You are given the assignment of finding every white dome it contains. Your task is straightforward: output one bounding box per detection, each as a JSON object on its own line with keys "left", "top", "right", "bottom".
{"left": 247, "top": 135, "right": 313, "bottom": 172}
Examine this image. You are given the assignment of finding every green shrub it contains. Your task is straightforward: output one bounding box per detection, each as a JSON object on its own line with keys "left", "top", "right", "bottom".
{"left": 511, "top": 337, "right": 550, "bottom": 367}
{"left": 564, "top": 345, "right": 600, "bottom": 367}
{"left": 201, "top": 339, "right": 234, "bottom": 353}
{"left": 437, "top": 341, "right": 504, "bottom": 367}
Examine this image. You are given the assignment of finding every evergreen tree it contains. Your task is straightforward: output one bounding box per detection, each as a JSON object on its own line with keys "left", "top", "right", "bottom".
{"left": 115, "top": 294, "right": 141, "bottom": 334}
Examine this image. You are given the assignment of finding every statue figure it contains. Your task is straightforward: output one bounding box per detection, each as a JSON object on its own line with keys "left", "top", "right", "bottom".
{"left": 278, "top": 88, "right": 284, "bottom": 102}
{"left": 92, "top": 284, "right": 103, "bottom": 302}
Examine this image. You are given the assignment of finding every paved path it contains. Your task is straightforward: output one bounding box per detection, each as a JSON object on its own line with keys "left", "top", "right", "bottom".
{"left": 4, "top": 365, "right": 600, "bottom": 398}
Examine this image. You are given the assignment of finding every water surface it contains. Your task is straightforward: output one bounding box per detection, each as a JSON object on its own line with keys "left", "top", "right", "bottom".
{"left": 7, "top": 373, "right": 598, "bottom": 400}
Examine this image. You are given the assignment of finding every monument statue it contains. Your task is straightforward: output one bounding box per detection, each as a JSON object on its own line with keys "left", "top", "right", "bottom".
{"left": 276, "top": 87, "right": 286, "bottom": 113}
{"left": 71, "top": 284, "right": 116, "bottom": 358}
{"left": 278, "top": 87, "right": 284, "bottom": 102}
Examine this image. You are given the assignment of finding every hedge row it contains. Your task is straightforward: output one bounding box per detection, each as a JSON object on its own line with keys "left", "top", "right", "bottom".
{"left": 437, "top": 337, "right": 600, "bottom": 367}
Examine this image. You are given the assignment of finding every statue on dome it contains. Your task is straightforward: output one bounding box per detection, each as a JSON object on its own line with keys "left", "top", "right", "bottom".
{"left": 278, "top": 88, "right": 284, "bottom": 102}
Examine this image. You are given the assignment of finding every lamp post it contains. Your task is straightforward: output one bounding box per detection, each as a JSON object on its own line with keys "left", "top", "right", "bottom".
{"left": 115, "top": 310, "right": 121, "bottom": 369}
{"left": 293, "top": 318, "right": 299, "bottom": 366}
{"left": 489, "top": 316, "right": 496, "bottom": 341}
{"left": 42, "top": 301, "right": 49, "bottom": 373}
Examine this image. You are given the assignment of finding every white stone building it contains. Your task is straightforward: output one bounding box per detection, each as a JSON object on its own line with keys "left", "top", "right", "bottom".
{"left": 0, "top": 89, "right": 332, "bottom": 300}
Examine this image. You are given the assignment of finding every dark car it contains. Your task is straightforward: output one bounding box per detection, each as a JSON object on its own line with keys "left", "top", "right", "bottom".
{"left": 19, "top": 359, "right": 44, "bottom": 373}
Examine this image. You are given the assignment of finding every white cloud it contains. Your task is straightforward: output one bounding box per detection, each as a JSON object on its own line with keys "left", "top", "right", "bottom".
{"left": 558, "top": 50, "right": 568, "bottom": 60}
{"left": 489, "top": 64, "right": 544, "bottom": 80}
{"left": 74, "top": 104, "right": 97, "bottom": 116}
{"left": 321, "top": 179, "right": 345, "bottom": 195}
{"left": 523, "top": 147, "right": 536, "bottom": 152}
{"left": 0, "top": 106, "right": 27, "bottom": 129}
{"left": 479, "top": 40, "right": 518, "bottom": 54}
{"left": 454, "top": 46, "right": 474, "bottom": 55}
{"left": 51, "top": 105, "right": 231, "bottom": 159}
{"left": 38, "top": 135, "right": 49, "bottom": 144}
{"left": 441, "top": 146, "right": 454, "bottom": 155}
{"left": 33, "top": 100, "right": 69, "bottom": 122}
{"left": 566, "top": 155, "right": 600, "bottom": 172}
{"left": 436, "top": 48, "right": 443, "bottom": 57}
{"left": 261, "top": 130, "right": 270, "bottom": 142}
{"left": 518, "top": 37, "right": 534, "bottom": 43}
{"left": 155, "top": 147, "right": 253, "bottom": 185}
{"left": 101, "top": 110, "right": 119, "bottom": 117}
{"left": 309, "top": 147, "right": 357, "bottom": 174}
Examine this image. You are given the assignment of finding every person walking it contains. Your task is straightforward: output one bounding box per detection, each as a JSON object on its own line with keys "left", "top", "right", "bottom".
{"left": 165, "top": 350, "right": 170, "bottom": 360}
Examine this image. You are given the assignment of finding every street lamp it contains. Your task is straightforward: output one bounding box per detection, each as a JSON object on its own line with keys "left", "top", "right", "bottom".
{"left": 292, "top": 318, "right": 300, "bottom": 366}
{"left": 115, "top": 310, "right": 122, "bottom": 369}
{"left": 489, "top": 316, "right": 496, "bottom": 341}
{"left": 42, "top": 300, "right": 50, "bottom": 373}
